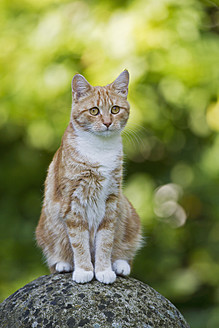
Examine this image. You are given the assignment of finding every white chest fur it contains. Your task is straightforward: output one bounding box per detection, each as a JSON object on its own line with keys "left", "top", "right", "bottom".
{"left": 75, "top": 130, "right": 122, "bottom": 169}
{"left": 74, "top": 130, "right": 122, "bottom": 229}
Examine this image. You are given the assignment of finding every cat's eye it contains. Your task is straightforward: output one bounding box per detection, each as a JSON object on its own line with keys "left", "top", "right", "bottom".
{"left": 111, "top": 106, "right": 120, "bottom": 114}
{"left": 89, "top": 107, "right": 99, "bottom": 116}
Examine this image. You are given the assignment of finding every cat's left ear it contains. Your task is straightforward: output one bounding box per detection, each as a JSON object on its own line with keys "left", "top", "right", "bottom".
{"left": 110, "top": 70, "right": 129, "bottom": 98}
{"left": 72, "top": 74, "right": 92, "bottom": 100}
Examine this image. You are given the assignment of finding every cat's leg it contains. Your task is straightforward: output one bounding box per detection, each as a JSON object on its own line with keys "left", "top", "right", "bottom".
{"left": 50, "top": 227, "right": 74, "bottom": 273}
{"left": 95, "top": 196, "right": 117, "bottom": 284}
{"left": 65, "top": 216, "right": 94, "bottom": 283}
{"left": 36, "top": 208, "right": 74, "bottom": 273}
{"left": 112, "top": 196, "right": 142, "bottom": 277}
{"left": 95, "top": 221, "right": 116, "bottom": 284}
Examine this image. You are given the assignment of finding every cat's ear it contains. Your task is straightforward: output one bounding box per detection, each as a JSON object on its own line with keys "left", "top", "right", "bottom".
{"left": 110, "top": 70, "right": 129, "bottom": 98}
{"left": 72, "top": 74, "right": 92, "bottom": 100}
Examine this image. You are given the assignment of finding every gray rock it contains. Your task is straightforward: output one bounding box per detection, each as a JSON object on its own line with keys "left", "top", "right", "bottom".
{"left": 0, "top": 274, "right": 189, "bottom": 328}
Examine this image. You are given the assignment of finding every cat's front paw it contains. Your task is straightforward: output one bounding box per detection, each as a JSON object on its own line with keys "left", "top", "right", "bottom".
{"left": 113, "top": 260, "right": 130, "bottom": 276}
{"left": 95, "top": 269, "right": 116, "bottom": 284}
{"left": 72, "top": 268, "right": 94, "bottom": 283}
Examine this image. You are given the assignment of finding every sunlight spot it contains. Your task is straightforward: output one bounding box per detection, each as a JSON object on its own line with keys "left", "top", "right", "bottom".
{"left": 170, "top": 269, "right": 200, "bottom": 296}
{"left": 206, "top": 100, "right": 219, "bottom": 132}
{"left": 104, "top": 12, "right": 135, "bottom": 58}
{"left": 155, "top": 183, "right": 182, "bottom": 204}
{"left": 177, "top": 13, "right": 200, "bottom": 42}
{"left": 43, "top": 64, "right": 70, "bottom": 93}
{"left": 124, "top": 174, "right": 155, "bottom": 225}
{"left": 201, "top": 134, "right": 219, "bottom": 177}
{"left": 27, "top": 121, "right": 55, "bottom": 150}
{"left": 154, "top": 184, "right": 187, "bottom": 228}
{"left": 171, "top": 162, "right": 194, "bottom": 187}
{"left": 159, "top": 77, "right": 186, "bottom": 105}
{"left": 31, "top": 12, "right": 62, "bottom": 48}
{"left": 154, "top": 200, "right": 178, "bottom": 218}
{"left": 189, "top": 109, "right": 210, "bottom": 137}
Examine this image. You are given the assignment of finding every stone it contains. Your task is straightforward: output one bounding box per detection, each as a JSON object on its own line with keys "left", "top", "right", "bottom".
{"left": 0, "top": 274, "right": 190, "bottom": 327}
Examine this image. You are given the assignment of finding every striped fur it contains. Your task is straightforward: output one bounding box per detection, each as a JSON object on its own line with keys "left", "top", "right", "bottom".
{"left": 36, "top": 70, "right": 142, "bottom": 284}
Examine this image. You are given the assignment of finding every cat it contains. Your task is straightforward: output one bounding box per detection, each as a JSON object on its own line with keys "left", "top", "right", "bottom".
{"left": 36, "top": 70, "right": 142, "bottom": 284}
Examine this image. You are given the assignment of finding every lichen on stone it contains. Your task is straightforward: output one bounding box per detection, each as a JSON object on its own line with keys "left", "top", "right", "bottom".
{"left": 0, "top": 274, "right": 190, "bottom": 328}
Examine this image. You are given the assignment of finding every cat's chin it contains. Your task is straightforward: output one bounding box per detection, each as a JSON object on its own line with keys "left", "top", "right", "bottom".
{"left": 92, "top": 129, "right": 121, "bottom": 138}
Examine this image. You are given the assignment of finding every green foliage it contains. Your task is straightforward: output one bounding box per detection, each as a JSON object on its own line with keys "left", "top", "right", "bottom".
{"left": 1, "top": 0, "right": 219, "bottom": 326}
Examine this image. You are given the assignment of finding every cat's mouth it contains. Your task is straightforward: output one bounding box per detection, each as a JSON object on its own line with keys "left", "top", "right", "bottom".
{"left": 102, "top": 129, "right": 114, "bottom": 136}
{"left": 92, "top": 126, "right": 120, "bottom": 137}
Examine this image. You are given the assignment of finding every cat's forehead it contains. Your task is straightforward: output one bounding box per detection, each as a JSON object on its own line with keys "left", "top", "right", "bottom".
{"left": 74, "top": 84, "right": 129, "bottom": 110}
{"left": 93, "top": 86, "right": 114, "bottom": 107}
{"left": 91, "top": 85, "right": 128, "bottom": 109}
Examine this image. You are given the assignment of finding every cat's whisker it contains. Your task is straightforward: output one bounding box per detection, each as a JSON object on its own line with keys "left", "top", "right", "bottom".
{"left": 123, "top": 127, "right": 145, "bottom": 151}
{"left": 122, "top": 130, "right": 137, "bottom": 149}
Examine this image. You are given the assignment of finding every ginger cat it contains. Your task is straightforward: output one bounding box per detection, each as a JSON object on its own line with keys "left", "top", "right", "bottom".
{"left": 36, "top": 70, "right": 142, "bottom": 284}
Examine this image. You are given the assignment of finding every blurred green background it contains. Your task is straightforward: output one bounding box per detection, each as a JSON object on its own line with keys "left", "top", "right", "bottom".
{"left": 0, "top": 0, "right": 219, "bottom": 326}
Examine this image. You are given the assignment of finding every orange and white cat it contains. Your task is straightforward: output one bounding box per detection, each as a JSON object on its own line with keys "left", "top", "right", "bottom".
{"left": 36, "top": 70, "right": 142, "bottom": 284}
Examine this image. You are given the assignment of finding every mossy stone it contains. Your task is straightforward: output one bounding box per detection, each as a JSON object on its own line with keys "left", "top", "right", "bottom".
{"left": 0, "top": 274, "right": 190, "bottom": 327}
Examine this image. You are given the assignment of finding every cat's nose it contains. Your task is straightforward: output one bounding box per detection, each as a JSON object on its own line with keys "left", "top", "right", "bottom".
{"left": 103, "top": 121, "right": 112, "bottom": 128}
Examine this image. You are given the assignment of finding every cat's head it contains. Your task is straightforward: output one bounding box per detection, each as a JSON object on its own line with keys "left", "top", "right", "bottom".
{"left": 71, "top": 70, "right": 130, "bottom": 137}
